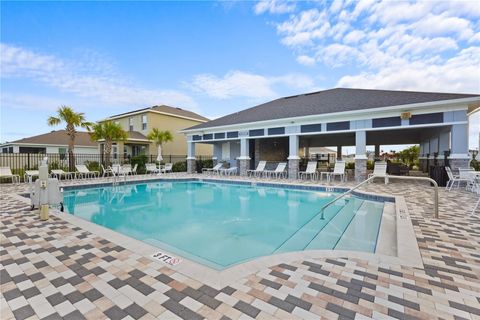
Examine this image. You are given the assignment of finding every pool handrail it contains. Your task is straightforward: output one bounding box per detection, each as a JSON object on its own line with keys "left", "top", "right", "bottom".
{"left": 319, "top": 174, "right": 439, "bottom": 219}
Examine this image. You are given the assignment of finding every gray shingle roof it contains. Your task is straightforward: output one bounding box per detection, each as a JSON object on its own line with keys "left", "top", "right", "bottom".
{"left": 186, "top": 88, "right": 478, "bottom": 130}
{"left": 11, "top": 130, "right": 96, "bottom": 147}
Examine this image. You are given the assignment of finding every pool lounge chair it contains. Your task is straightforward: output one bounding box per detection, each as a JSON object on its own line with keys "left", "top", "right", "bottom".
{"left": 264, "top": 162, "right": 287, "bottom": 178}
{"left": 24, "top": 170, "right": 40, "bottom": 183}
{"left": 219, "top": 167, "right": 237, "bottom": 176}
{"left": 0, "top": 167, "right": 20, "bottom": 183}
{"left": 247, "top": 161, "right": 266, "bottom": 177}
{"left": 75, "top": 165, "right": 100, "bottom": 179}
{"left": 368, "top": 161, "right": 388, "bottom": 184}
{"left": 146, "top": 163, "right": 159, "bottom": 174}
{"left": 202, "top": 163, "right": 223, "bottom": 175}
{"left": 299, "top": 161, "right": 317, "bottom": 180}
{"left": 50, "top": 169, "right": 74, "bottom": 180}
{"left": 132, "top": 164, "right": 138, "bottom": 175}
{"left": 161, "top": 163, "right": 173, "bottom": 174}
{"left": 445, "top": 166, "right": 469, "bottom": 191}
{"left": 101, "top": 164, "right": 115, "bottom": 177}
{"left": 328, "top": 161, "right": 346, "bottom": 182}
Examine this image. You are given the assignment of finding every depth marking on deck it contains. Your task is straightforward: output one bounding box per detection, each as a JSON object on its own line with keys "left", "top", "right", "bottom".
{"left": 151, "top": 252, "right": 182, "bottom": 266}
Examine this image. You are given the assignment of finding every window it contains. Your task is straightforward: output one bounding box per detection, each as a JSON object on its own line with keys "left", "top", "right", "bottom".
{"left": 2, "top": 148, "right": 7, "bottom": 153}
{"left": 112, "top": 145, "right": 118, "bottom": 159}
{"left": 129, "top": 117, "right": 134, "bottom": 131}
{"left": 59, "top": 147, "right": 67, "bottom": 160}
{"left": 142, "top": 115, "right": 147, "bottom": 130}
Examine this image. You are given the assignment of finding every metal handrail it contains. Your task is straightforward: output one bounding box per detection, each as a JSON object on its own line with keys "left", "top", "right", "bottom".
{"left": 319, "top": 174, "right": 439, "bottom": 219}
{"left": 319, "top": 175, "right": 377, "bottom": 220}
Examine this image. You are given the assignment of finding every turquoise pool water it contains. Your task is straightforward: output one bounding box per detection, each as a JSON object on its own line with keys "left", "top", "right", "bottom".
{"left": 63, "top": 180, "right": 385, "bottom": 269}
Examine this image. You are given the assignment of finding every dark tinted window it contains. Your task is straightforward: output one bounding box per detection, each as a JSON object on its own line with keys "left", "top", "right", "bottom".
{"left": 327, "top": 121, "right": 350, "bottom": 131}
{"left": 301, "top": 124, "right": 322, "bottom": 133}
{"left": 372, "top": 117, "right": 401, "bottom": 128}
{"left": 249, "top": 129, "right": 264, "bottom": 137}
{"left": 192, "top": 135, "right": 202, "bottom": 141}
{"left": 227, "top": 131, "right": 239, "bottom": 138}
{"left": 410, "top": 113, "right": 443, "bottom": 125}
{"left": 268, "top": 127, "right": 285, "bottom": 135}
{"left": 214, "top": 133, "right": 225, "bottom": 139}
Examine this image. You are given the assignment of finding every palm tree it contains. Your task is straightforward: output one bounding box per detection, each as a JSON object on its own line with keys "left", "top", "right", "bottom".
{"left": 147, "top": 129, "right": 173, "bottom": 162}
{"left": 89, "top": 121, "right": 128, "bottom": 166}
{"left": 47, "top": 106, "right": 92, "bottom": 170}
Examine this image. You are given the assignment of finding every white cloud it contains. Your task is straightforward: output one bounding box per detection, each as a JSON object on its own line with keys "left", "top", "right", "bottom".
{"left": 254, "top": 0, "right": 296, "bottom": 15}
{"left": 343, "top": 30, "right": 365, "bottom": 44}
{"left": 296, "top": 55, "right": 316, "bottom": 66}
{"left": 0, "top": 93, "right": 68, "bottom": 111}
{"left": 277, "top": 9, "right": 330, "bottom": 46}
{"left": 188, "top": 70, "right": 315, "bottom": 99}
{"left": 0, "top": 43, "right": 197, "bottom": 110}
{"left": 337, "top": 47, "right": 480, "bottom": 94}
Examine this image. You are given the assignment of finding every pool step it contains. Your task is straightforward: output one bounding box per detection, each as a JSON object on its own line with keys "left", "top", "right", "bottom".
{"left": 304, "top": 198, "right": 364, "bottom": 250}
{"left": 334, "top": 200, "right": 384, "bottom": 252}
{"left": 274, "top": 199, "right": 349, "bottom": 253}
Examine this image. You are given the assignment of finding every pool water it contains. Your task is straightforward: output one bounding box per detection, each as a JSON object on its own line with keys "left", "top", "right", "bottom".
{"left": 63, "top": 181, "right": 385, "bottom": 269}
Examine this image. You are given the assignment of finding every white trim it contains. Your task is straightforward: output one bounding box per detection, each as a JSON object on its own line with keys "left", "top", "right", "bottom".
{"left": 104, "top": 109, "right": 208, "bottom": 123}
{"left": 187, "top": 120, "right": 468, "bottom": 143}
{"left": 287, "top": 156, "right": 301, "bottom": 160}
{"left": 186, "top": 157, "right": 196, "bottom": 160}
{"left": 181, "top": 97, "right": 476, "bottom": 133}
{"left": 237, "top": 156, "right": 251, "bottom": 160}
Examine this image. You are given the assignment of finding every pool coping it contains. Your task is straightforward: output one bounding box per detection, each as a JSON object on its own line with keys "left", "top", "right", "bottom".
{"left": 14, "top": 176, "right": 423, "bottom": 288}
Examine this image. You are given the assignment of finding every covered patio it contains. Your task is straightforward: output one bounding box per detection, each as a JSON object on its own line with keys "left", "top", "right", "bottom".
{"left": 182, "top": 88, "right": 478, "bottom": 181}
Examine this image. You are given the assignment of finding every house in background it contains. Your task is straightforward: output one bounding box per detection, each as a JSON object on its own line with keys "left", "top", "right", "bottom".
{"left": 0, "top": 130, "right": 97, "bottom": 154}
{"left": 99, "top": 105, "right": 212, "bottom": 158}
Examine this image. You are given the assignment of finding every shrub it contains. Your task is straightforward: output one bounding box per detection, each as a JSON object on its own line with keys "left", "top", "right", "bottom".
{"left": 172, "top": 161, "right": 187, "bottom": 172}
{"left": 471, "top": 159, "right": 480, "bottom": 171}
{"left": 195, "top": 159, "right": 213, "bottom": 172}
{"left": 345, "top": 162, "right": 355, "bottom": 170}
{"left": 84, "top": 161, "right": 100, "bottom": 172}
{"left": 367, "top": 160, "right": 374, "bottom": 170}
{"left": 131, "top": 154, "right": 148, "bottom": 174}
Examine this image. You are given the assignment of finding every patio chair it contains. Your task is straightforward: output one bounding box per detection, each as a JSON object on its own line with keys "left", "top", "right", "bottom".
{"left": 50, "top": 169, "right": 74, "bottom": 180}
{"left": 121, "top": 164, "right": 133, "bottom": 175}
{"left": 445, "top": 166, "right": 469, "bottom": 191}
{"left": 202, "top": 163, "right": 223, "bottom": 175}
{"left": 368, "top": 162, "right": 388, "bottom": 184}
{"left": 161, "top": 163, "right": 173, "bottom": 174}
{"left": 263, "top": 162, "right": 287, "bottom": 179}
{"left": 132, "top": 164, "right": 138, "bottom": 175}
{"left": 298, "top": 161, "right": 317, "bottom": 180}
{"left": 247, "top": 161, "right": 266, "bottom": 177}
{"left": 459, "top": 168, "right": 475, "bottom": 191}
{"left": 328, "top": 161, "right": 346, "bottom": 182}
{"left": 24, "top": 170, "right": 40, "bottom": 183}
{"left": 0, "top": 167, "right": 20, "bottom": 184}
{"left": 219, "top": 167, "right": 238, "bottom": 176}
{"left": 101, "top": 164, "right": 114, "bottom": 177}
{"left": 145, "top": 163, "right": 159, "bottom": 174}
{"left": 75, "top": 164, "right": 100, "bottom": 179}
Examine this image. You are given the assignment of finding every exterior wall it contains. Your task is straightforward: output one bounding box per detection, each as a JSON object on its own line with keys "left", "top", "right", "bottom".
{"left": 107, "top": 112, "right": 212, "bottom": 156}
{"left": 1, "top": 144, "right": 97, "bottom": 155}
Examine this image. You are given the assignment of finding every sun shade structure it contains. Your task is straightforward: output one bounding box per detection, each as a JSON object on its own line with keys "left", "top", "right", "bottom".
{"left": 182, "top": 88, "right": 479, "bottom": 180}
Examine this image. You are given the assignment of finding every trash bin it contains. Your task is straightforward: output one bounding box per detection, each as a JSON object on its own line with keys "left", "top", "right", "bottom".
{"left": 429, "top": 165, "right": 448, "bottom": 187}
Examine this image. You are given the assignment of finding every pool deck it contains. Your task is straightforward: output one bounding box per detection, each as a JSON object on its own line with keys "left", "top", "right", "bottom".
{"left": 1, "top": 174, "right": 479, "bottom": 320}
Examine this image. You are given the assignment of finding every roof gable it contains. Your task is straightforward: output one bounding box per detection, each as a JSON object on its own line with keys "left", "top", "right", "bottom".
{"left": 9, "top": 130, "right": 96, "bottom": 147}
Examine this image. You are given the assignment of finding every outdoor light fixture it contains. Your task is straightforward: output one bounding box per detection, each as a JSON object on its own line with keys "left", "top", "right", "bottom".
{"left": 400, "top": 112, "right": 412, "bottom": 120}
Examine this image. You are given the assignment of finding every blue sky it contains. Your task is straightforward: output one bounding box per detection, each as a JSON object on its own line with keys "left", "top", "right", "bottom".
{"left": 1, "top": 0, "right": 479, "bottom": 149}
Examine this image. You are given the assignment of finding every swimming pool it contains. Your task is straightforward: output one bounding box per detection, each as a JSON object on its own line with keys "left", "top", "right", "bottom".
{"left": 63, "top": 180, "right": 386, "bottom": 269}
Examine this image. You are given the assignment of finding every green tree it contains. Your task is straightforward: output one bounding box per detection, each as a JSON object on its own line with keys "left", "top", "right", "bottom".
{"left": 47, "top": 106, "right": 93, "bottom": 170}
{"left": 147, "top": 129, "right": 173, "bottom": 161}
{"left": 89, "top": 121, "right": 128, "bottom": 166}
{"left": 398, "top": 145, "right": 420, "bottom": 168}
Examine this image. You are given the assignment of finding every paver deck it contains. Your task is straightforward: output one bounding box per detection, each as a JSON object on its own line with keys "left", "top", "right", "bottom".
{"left": 1, "top": 173, "right": 479, "bottom": 319}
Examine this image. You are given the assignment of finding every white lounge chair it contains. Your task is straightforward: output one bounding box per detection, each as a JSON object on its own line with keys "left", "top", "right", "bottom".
{"left": 50, "top": 169, "right": 74, "bottom": 180}
{"left": 219, "top": 167, "right": 237, "bottom": 176}
{"left": 101, "top": 164, "right": 114, "bottom": 177}
{"left": 247, "top": 161, "right": 266, "bottom": 177}
{"left": 368, "top": 161, "right": 388, "bottom": 184}
{"left": 202, "top": 163, "right": 223, "bottom": 175}
{"left": 299, "top": 161, "right": 317, "bottom": 180}
{"left": 445, "top": 166, "right": 469, "bottom": 191}
{"left": 0, "top": 167, "right": 20, "bottom": 183}
{"left": 75, "top": 165, "right": 100, "bottom": 179}
{"left": 132, "top": 164, "right": 138, "bottom": 175}
{"left": 145, "top": 163, "right": 159, "bottom": 174}
{"left": 328, "top": 161, "right": 346, "bottom": 182}
{"left": 24, "top": 170, "right": 40, "bottom": 183}
{"left": 161, "top": 163, "right": 173, "bottom": 174}
{"left": 264, "top": 162, "right": 287, "bottom": 178}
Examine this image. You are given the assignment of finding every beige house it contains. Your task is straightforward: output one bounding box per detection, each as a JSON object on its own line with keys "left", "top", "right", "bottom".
{"left": 99, "top": 105, "right": 212, "bottom": 158}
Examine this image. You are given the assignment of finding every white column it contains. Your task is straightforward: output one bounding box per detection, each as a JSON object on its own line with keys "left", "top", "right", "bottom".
{"left": 238, "top": 138, "right": 250, "bottom": 176}
{"left": 288, "top": 135, "right": 300, "bottom": 160}
{"left": 355, "top": 131, "right": 367, "bottom": 159}
{"left": 438, "top": 132, "right": 450, "bottom": 153}
{"left": 187, "top": 142, "right": 196, "bottom": 160}
{"left": 450, "top": 123, "right": 469, "bottom": 158}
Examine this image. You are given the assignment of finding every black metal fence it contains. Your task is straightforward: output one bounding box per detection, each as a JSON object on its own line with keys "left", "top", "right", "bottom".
{"left": 0, "top": 153, "right": 213, "bottom": 178}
